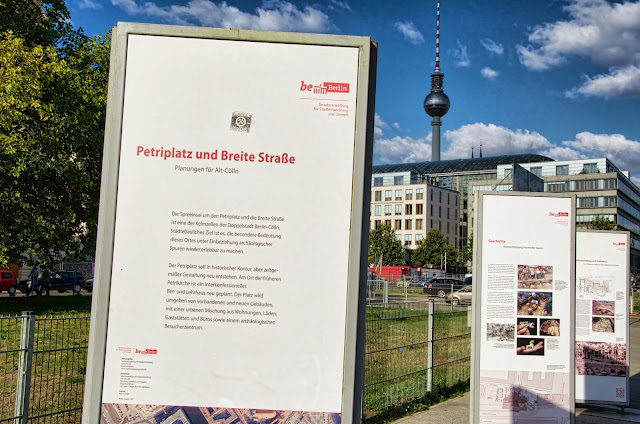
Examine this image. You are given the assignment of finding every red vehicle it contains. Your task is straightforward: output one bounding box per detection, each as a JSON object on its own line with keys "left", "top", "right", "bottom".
{"left": 369, "top": 266, "right": 423, "bottom": 282}
{"left": 0, "top": 270, "right": 18, "bottom": 296}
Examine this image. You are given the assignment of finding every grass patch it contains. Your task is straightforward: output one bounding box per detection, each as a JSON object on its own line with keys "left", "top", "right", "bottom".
{"left": 363, "top": 307, "right": 471, "bottom": 420}
{"left": 0, "top": 295, "right": 92, "bottom": 316}
{"left": 363, "top": 379, "right": 470, "bottom": 424}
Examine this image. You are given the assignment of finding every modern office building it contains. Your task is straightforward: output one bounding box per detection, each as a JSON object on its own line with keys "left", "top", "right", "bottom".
{"left": 370, "top": 180, "right": 459, "bottom": 249}
{"left": 372, "top": 154, "right": 553, "bottom": 250}
{"left": 466, "top": 158, "right": 640, "bottom": 274}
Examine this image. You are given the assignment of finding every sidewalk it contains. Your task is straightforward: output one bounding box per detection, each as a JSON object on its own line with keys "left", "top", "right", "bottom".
{"left": 393, "top": 318, "right": 640, "bottom": 424}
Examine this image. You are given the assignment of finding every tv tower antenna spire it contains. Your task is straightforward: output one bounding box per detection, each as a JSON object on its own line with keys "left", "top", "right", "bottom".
{"left": 424, "top": 0, "right": 450, "bottom": 162}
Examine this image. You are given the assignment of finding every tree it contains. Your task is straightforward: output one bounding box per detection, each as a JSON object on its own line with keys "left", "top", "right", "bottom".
{"left": 589, "top": 216, "right": 617, "bottom": 231}
{"left": 0, "top": 2, "right": 110, "bottom": 267}
{"left": 461, "top": 232, "right": 473, "bottom": 266}
{"left": 412, "top": 228, "right": 458, "bottom": 273}
{"left": 368, "top": 224, "right": 404, "bottom": 266}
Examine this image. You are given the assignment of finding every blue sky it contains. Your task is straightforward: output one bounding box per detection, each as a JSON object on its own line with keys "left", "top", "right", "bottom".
{"left": 68, "top": 0, "right": 640, "bottom": 181}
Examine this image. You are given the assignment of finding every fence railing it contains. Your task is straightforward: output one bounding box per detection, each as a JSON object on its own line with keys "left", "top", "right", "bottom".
{"left": 2, "top": 300, "right": 469, "bottom": 423}
{"left": 363, "top": 299, "right": 471, "bottom": 420}
{"left": 0, "top": 313, "right": 89, "bottom": 424}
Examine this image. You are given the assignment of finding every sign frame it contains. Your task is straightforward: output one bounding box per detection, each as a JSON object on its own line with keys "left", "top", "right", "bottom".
{"left": 575, "top": 229, "right": 630, "bottom": 406}
{"left": 82, "top": 22, "right": 376, "bottom": 424}
{"left": 470, "top": 191, "right": 576, "bottom": 424}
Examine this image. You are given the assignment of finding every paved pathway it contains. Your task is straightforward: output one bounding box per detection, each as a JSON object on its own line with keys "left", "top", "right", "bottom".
{"left": 393, "top": 317, "right": 640, "bottom": 423}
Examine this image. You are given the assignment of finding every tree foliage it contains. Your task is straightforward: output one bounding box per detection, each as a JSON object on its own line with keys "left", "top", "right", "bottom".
{"left": 461, "top": 232, "right": 473, "bottom": 265}
{"left": 412, "top": 228, "right": 457, "bottom": 272}
{"left": 588, "top": 216, "right": 617, "bottom": 231}
{"left": 368, "top": 224, "right": 404, "bottom": 266}
{"left": 0, "top": 1, "right": 110, "bottom": 266}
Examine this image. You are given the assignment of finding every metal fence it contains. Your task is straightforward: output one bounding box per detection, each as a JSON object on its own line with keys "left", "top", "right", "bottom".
{"left": 2, "top": 300, "right": 469, "bottom": 423}
{"left": 0, "top": 313, "right": 89, "bottom": 424}
{"left": 363, "top": 297, "right": 471, "bottom": 420}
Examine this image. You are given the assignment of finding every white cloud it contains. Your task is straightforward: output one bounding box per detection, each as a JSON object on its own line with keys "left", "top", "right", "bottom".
{"left": 481, "top": 67, "right": 498, "bottom": 79}
{"left": 327, "top": 0, "right": 351, "bottom": 11}
{"left": 111, "top": 0, "right": 333, "bottom": 32}
{"left": 555, "top": 132, "right": 640, "bottom": 173}
{"left": 566, "top": 65, "right": 640, "bottom": 98}
{"left": 393, "top": 122, "right": 400, "bottom": 129}
{"left": 632, "top": 176, "right": 640, "bottom": 187}
{"left": 518, "top": 0, "right": 640, "bottom": 70}
{"left": 442, "top": 123, "right": 552, "bottom": 160}
{"left": 374, "top": 113, "right": 387, "bottom": 138}
{"left": 453, "top": 40, "right": 470, "bottom": 67}
{"left": 394, "top": 21, "right": 424, "bottom": 45}
{"left": 516, "top": 0, "right": 640, "bottom": 97}
{"left": 374, "top": 135, "right": 432, "bottom": 164}
{"left": 481, "top": 38, "right": 504, "bottom": 55}
{"left": 79, "top": 0, "right": 102, "bottom": 9}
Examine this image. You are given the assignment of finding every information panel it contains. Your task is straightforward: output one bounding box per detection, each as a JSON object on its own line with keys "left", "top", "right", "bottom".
{"left": 575, "top": 230, "right": 629, "bottom": 405}
{"left": 472, "top": 192, "right": 575, "bottom": 424}
{"left": 83, "top": 24, "right": 375, "bottom": 424}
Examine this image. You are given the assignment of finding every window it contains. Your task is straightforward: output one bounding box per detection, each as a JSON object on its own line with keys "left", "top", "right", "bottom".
{"left": 395, "top": 220, "right": 402, "bottom": 230}
{"left": 373, "top": 177, "right": 383, "bottom": 186}
{"left": 375, "top": 191, "right": 382, "bottom": 201}
{"left": 583, "top": 163, "right": 597, "bottom": 174}
{"left": 431, "top": 190, "right": 433, "bottom": 201}
{"left": 405, "top": 219, "right": 412, "bottom": 230}
{"left": 416, "top": 204, "right": 424, "bottom": 214}
{"left": 547, "top": 182, "right": 567, "bottom": 192}
{"left": 447, "top": 192, "right": 450, "bottom": 204}
{"left": 430, "top": 204, "right": 433, "bottom": 216}
{"left": 447, "top": 208, "right": 450, "bottom": 219}
{"left": 395, "top": 204, "right": 402, "bottom": 214}
{"left": 416, "top": 219, "right": 423, "bottom": 230}
{"left": 394, "top": 176, "right": 404, "bottom": 185}
{"left": 447, "top": 222, "right": 450, "bottom": 233}
{"left": 384, "top": 205, "right": 392, "bottom": 215}
{"left": 395, "top": 234, "right": 402, "bottom": 241}
{"left": 416, "top": 234, "right": 423, "bottom": 243}
{"left": 531, "top": 167, "right": 542, "bottom": 177}
{"left": 395, "top": 189, "right": 402, "bottom": 200}
{"left": 404, "top": 234, "right": 412, "bottom": 246}
{"left": 439, "top": 206, "right": 442, "bottom": 218}
{"left": 405, "top": 204, "right": 413, "bottom": 215}
{"left": 374, "top": 205, "right": 381, "bottom": 216}
{"left": 405, "top": 189, "right": 413, "bottom": 200}
{"left": 416, "top": 188, "right": 424, "bottom": 200}
{"left": 375, "top": 220, "right": 381, "bottom": 228}
{"left": 438, "top": 221, "right": 441, "bottom": 231}
{"left": 556, "top": 165, "right": 569, "bottom": 176}
{"left": 439, "top": 192, "right": 442, "bottom": 202}
{"left": 385, "top": 220, "right": 391, "bottom": 226}
{"left": 504, "top": 168, "right": 513, "bottom": 178}
{"left": 430, "top": 219, "right": 433, "bottom": 228}
{"left": 385, "top": 190, "right": 392, "bottom": 201}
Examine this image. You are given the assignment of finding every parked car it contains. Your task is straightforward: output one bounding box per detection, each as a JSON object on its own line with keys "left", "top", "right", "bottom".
{"left": 37, "top": 271, "right": 85, "bottom": 294}
{"left": 84, "top": 279, "right": 93, "bottom": 293}
{"left": 445, "top": 285, "right": 473, "bottom": 306}
{"left": 0, "top": 270, "right": 18, "bottom": 295}
{"left": 422, "top": 277, "right": 465, "bottom": 297}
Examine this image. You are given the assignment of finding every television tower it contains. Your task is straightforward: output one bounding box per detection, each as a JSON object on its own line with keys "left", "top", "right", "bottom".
{"left": 424, "top": 0, "right": 450, "bottom": 162}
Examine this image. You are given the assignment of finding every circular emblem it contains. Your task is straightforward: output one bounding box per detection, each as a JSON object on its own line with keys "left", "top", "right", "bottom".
{"left": 235, "top": 116, "right": 247, "bottom": 128}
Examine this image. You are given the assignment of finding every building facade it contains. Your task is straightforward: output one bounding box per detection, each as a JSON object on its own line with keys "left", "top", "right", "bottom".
{"left": 467, "top": 158, "right": 640, "bottom": 274}
{"left": 370, "top": 177, "right": 459, "bottom": 249}
{"left": 372, "top": 154, "right": 554, "bottom": 250}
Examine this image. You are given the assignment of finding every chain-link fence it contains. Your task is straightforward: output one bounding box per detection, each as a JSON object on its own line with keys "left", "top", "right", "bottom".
{"left": 0, "top": 313, "right": 89, "bottom": 424}
{"left": 2, "top": 298, "right": 469, "bottom": 423}
{"left": 363, "top": 297, "right": 471, "bottom": 420}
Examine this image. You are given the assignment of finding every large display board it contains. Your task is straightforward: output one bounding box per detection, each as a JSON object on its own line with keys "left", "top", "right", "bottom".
{"left": 471, "top": 192, "right": 575, "bottom": 424}
{"left": 82, "top": 23, "right": 376, "bottom": 424}
{"left": 575, "top": 230, "right": 630, "bottom": 405}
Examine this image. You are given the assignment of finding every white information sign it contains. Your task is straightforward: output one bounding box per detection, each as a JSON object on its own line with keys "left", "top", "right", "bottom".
{"left": 83, "top": 25, "right": 375, "bottom": 424}
{"left": 472, "top": 193, "right": 575, "bottom": 424}
{"left": 575, "top": 230, "right": 629, "bottom": 405}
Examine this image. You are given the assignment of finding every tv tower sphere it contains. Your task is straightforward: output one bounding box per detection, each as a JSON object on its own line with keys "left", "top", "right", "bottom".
{"left": 424, "top": 73, "right": 450, "bottom": 118}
